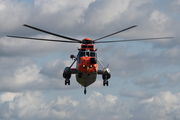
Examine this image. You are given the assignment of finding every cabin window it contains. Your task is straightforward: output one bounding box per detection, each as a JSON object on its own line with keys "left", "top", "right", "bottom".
{"left": 86, "top": 52, "right": 90, "bottom": 56}
{"left": 90, "top": 51, "right": 97, "bottom": 58}
{"left": 78, "top": 51, "right": 97, "bottom": 59}
{"left": 84, "top": 50, "right": 90, "bottom": 56}
{"left": 81, "top": 52, "right": 85, "bottom": 56}
{"left": 90, "top": 52, "right": 95, "bottom": 57}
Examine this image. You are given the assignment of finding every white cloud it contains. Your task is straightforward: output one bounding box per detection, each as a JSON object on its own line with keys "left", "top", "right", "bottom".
{"left": 130, "top": 91, "right": 180, "bottom": 120}
{"left": 0, "top": 91, "right": 129, "bottom": 120}
{"left": 0, "top": 92, "right": 22, "bottom": 103}
{"left": 85, "top": 0, "right": 130, "bottom": 30}
{"left": 0, "top": 0, "right": 29, "bottom": 33}
{"left": 0, "top": 60, "right": 44, "bottom": 91}
{"left": 0, "top": 91, "right": 180, "bottom": 120}
{"left": 150, "top": 10, "right": 169, "bottom": 27}
{"left": 0, "top": 57, "right": 74, "bottom": 91}
{"left": 56, "top": 96, "right": 79, "bottom": 107}
{"left": 34, "top": 0, "right": 96, "bottom": 15}
{"left": 0, "top": 0, "right": 173, "bottom": 38}
{"left": 14, "top": 64, "right": 43, "bottom": 85}
{"left": 40, "top": 58, "right": 72, "bottom": 79}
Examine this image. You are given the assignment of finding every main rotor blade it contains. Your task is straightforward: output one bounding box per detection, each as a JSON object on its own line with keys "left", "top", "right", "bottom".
{"left": 93, "top": 25, "right": 137, "bottom": 42}
{"left": 7, "top": 35, "right": 81, "bottom": 43}
{"left": 23, "top": 24, "right": 81, "bottom": 42}
{"left": 94, "top": 37, "right": 174, "bottom": 43}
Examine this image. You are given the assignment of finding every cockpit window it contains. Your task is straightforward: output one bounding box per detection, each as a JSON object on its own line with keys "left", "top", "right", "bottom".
{"left": 82, "top": 45, "right": 87, "bottom": 48}
{"left": 88, "top": 46, "right": 93, "bottom": 48}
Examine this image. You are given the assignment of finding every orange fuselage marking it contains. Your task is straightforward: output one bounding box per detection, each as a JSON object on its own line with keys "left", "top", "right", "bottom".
{"left": 78, "top": 57, "right": 97, "bottom": 73}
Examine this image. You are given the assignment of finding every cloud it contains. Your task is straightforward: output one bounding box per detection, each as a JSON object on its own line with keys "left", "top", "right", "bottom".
{"left": 0, "top": 57, "right": 78, "bottom": 92}
{"left": 130, "top": 91, "right": 180, "bottom": 120}
{"left": 0, "top": 57, "right": 45, "bottom": 92}
{"left": 0, "top": 0, "right": 29, "bottom": 34}
{"left": 40, "top": 59, "right": 71, "bottom": 79}
{"left": 0, "top": 0, "right": 176, "bottom": 58}
{"left": 0, "top": 91, "right": 180, "bottom": 120}
{"left": 135, "top": 71, "right": 180, "bottom": 89}
{"left": 0, "top": 91, "right": 129, "bottom": 120}
{"left": 162, "top": 47, "right": 180, "bottom": 59}
{"left": 167, "top": 72, "right": 180, "bottom": 85}
{"left": 97, "top": 44, "right": 180, "bottom": 79}
{"left": 120, "top": 90, "right": 153, "bottom": 99}
{"left": 0, "top": 35, "right": 79, "bottom": 57}
{"left": 0, "top": 0, "right": 174, "bottom": 38}
{"left": 135, "top": 73, "right": 166, "bottom": 88}
{"left": 0, "top": 92, "right": 22, "bottom": 103}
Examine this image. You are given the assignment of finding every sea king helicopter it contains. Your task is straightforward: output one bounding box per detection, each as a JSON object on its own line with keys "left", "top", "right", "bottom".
{"left": 7, "top": 24, "right": 173, "bottom": 94}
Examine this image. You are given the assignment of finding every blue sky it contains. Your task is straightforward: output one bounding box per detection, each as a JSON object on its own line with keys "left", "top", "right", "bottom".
{"left": 0, "top": 0, "right": 180, "bottom": 119}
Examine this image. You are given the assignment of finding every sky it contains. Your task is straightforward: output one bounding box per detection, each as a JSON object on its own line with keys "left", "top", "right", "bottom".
{"left": 0, "top": 0, "right": 180, "bottom": 119}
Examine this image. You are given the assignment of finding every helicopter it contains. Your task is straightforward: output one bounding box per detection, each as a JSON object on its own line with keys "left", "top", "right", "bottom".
{"left": 7, "top": 24, "right": 173, "bottom": 94}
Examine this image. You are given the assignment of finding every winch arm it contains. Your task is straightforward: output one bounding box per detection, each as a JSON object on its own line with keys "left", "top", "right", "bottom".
{"left": 96, "top": 59, "right": 105, "bottom": 69}
{"left": 96, "top": 59, "right": 111, "bottom": 86}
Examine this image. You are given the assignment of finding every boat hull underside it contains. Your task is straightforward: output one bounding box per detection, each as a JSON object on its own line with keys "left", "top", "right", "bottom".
{"left": 76, "top": 72, "right": 97, "bottom": 87}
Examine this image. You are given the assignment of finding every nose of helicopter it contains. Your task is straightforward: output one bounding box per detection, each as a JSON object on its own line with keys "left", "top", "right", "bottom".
{"left": 82, "top": 65, "right": 91, "bottom": 72}
{"left": 78, "top": 57, "right": 97, "bottom": 73}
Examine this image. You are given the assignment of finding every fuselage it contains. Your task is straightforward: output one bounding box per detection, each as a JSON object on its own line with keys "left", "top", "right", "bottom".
{"left": 75, "top": 38, "right": 98, "bottom": 87}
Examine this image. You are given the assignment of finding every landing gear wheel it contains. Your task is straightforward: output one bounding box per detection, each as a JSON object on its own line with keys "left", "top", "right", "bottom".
{"left": 68, "top": 80, "right": 70, "bottom": 85}
{"left": 65, "top": 80, "right": 70, "bottom": 85}
{"left": 106, "top": 81, "right": 109, "bottom": 86}
{"left": 84, "top": 88, "right": 87, "bottom": 94}
{"left": 103, "top": 81, "right": 109, "bottom": 86}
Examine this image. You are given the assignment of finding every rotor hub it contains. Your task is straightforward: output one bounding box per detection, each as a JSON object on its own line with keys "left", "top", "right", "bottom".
{"left": 82, "top": 38, "right": 93, "bottom": 44}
